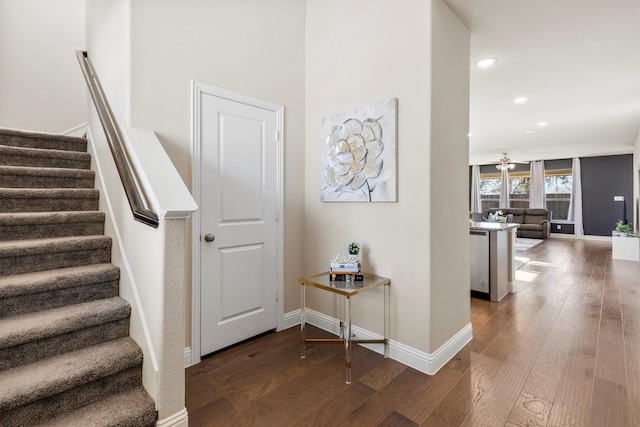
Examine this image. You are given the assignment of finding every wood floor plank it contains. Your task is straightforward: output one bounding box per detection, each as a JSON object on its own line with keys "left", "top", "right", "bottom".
{"left": 336, "top": 368, "right": 432, "bottom": 426}
{"left": 393, "top": 362, "right": 462, "bottom": 423}
{"left": 293, "top": 380, "right": 376, "bottom": 426}
{"left": 546, "top": 317, "right": 599, "bottom": 425}
{"left": 378, "top": 411, "right": 419, "bottom": 427}
{"left": 420, "top": 351, "right": 502, "bottom": 427}
{"left": 591, "top": 377, "right": 632, "bottom": 427}
{"left": 504, "top": 323, "right": 574, "bottom": 426}
{"left": 358, "top": 357, "right": 408, "bottom": 391}
{"left": 594, "top": 315, "right": 627, "bottom": 386}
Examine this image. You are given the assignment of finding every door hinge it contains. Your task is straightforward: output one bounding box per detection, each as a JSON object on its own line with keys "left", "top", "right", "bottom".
{"left": 275, "top": 130, "right": 279, "bottom": 142}
{"left": 275, "top": 288, "right": 279, "bottom": 301}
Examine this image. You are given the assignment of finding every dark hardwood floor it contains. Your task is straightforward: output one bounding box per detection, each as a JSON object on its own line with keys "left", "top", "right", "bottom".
{"left": 186, "top": 238, "right": 640, "bottom": 426}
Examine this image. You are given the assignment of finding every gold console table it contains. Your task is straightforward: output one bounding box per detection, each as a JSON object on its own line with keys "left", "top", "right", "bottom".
{"left": 298, "top": 272, "right": 390, "bottom": 384}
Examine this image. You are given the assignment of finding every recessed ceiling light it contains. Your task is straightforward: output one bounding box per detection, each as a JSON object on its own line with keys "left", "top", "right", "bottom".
{"left": 476, "top": 58, "right": 497, "bottom": 68}
{"left": 523, "top": 130, "right": 536, "bottom": 135}
{"left": 537, "top": 121, "right": 548, "bottom": 127}
{"left": 513, "top": 97, "right": 528, "bottom": 104}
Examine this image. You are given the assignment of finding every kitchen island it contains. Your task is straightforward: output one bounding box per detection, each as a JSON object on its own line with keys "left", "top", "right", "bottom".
{"left": 469, "top": 221, "right": 520, "bottom": 302}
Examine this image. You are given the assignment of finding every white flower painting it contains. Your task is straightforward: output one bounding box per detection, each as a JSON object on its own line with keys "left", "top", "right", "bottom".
{"left": 321, "top": 98, "right": 397, "bottom": 202}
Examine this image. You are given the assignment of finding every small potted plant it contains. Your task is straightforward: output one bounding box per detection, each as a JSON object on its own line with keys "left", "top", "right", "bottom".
{"left": 615, "top": 220, "right": 631, "bottom": 237}
{"left": 348, "top": 242, "right": 360, "bottom": 255}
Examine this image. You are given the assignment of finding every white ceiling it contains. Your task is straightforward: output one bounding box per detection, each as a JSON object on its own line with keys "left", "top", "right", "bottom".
{"left": 445, "top": 0, "right": 640, "bottom": 166}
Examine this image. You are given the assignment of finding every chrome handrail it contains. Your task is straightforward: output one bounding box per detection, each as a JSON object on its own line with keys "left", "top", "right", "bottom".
{"left": 76, "top": 51, "right": 159, "bottom": 228}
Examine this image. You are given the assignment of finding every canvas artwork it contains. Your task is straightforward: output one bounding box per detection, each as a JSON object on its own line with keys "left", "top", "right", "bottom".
{"left": 320, "top": 98, "right": 397, "bottom": 202}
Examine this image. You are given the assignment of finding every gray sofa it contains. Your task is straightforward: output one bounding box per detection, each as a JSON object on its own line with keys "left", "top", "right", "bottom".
{"left": 483, "top": 208, "right": 552, "bottom": 239}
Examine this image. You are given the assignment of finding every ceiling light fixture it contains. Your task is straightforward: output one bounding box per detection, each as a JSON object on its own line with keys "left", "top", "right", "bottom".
{"left": 496, "top": 162, "right": 516, "bottom": 171}
{"left": 496, "top": 153, "right": 516, "bottom": 171}
{"left": 496, "top": 153, "right": 528, "bottom": 171}
{"left": 537, "top": 121, "right": 548, "bottom": 127}
{"left": 476, "top": 58, "right": 497, "bottom": 68}
{"left": 513, "top": 97, "right": 528, "bottom": 104}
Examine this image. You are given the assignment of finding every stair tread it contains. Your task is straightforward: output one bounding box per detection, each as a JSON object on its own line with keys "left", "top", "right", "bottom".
{"left": 0, "top": 235, "right": 111, "bottom": 256}
{"left": 0, "top": 188, "right": 99, "bottom": 199}
{"left": 0, "top": 337, "right": 142, "bottom": 411}
{"left": 0, "top": 144, "right": 90, "bottom": 160}
{"left": 0, "top": 263, "right": 118, "bottom": 298}
{"left": 39, "top": 386, "right": 155, "bottom": 427}
{"left": 0, "top": 128, "right": 86, "bottom": 153}
{"left": 0, "top": 211, "right": 105, "bottom": 226}
{"left": 0, "top": 296, "right": 130, "bottom": 349}
{"left": 0, "top": 165, "right": 94, "bottom": 178}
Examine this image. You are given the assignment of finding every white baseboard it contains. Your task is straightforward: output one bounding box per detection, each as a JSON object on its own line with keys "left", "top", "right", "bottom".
{"left": 285, "top": 308, "right": 473, "bottom": 376}
{"left": 155, "top": 408, "right": 188, "bottom": 427}
{"left": 551, "top": 234, "right": 612, "bottom": 242}
{"left": 550, "top": 233, "right": 575, "bottom": 239}
{"left": 582, "top": 235, "right": 612, "bottom": 242}
{"left": 282, "top": 308, "right": 302, "bottom": 330}
{"left": 61, "top": 123, "right": 86, "bottom": 137}
{"left": 184, "top": 347, "right": 193, "bottom": 368}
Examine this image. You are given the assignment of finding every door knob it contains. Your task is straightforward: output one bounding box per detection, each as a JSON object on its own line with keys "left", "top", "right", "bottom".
{"left": 204, "top": 234, "right": 216, "bottom": 242}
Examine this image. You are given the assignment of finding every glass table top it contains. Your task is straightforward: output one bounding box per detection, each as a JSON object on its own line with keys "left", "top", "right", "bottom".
{"left": 298, "top": 272, "right": 390, "bottom": 296}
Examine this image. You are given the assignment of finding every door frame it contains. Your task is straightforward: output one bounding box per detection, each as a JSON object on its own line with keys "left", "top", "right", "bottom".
{"left": 190, "top": 80, "right": 284, "bottom": 366}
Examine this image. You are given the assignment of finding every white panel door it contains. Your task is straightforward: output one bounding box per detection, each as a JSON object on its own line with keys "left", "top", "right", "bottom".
{"left": 199, "top": 92, "right": 278, "bottom": 356}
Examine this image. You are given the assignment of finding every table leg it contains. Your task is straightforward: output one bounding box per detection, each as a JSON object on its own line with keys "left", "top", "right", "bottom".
{"left": 339, "top": 294, "right": 344, "bottom": 339}
{"left": 345, "top": 295, "right": 352, "bottom": 384}
{"left": 384, "top": 283, "right": 389, "bottom": 359}
{"left": 300, "top": 283, "right": 306, "bottom": 359}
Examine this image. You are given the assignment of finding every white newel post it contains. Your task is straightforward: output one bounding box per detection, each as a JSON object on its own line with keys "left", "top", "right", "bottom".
{"left": 155, "top": 217, "right": 189, "bottom": 426}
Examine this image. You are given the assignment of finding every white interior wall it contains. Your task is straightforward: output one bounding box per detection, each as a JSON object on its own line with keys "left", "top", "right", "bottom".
{"left": 429, "top": 0, "right": 470, "bottom": 350}
{"left": 85, "top": 0, "right": 131, "bottom": 123}
{"left": 0, "top": 0, "right": 86, "bottom": 132}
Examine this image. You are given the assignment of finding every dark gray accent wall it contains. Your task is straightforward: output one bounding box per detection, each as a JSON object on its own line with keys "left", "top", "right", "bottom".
{"left": 479, "top": 163, "right": 529, "bottom": 174}
{"left": 545, "top": 158, "right": 572, "bottom": 170}
{"left": 581, "top": 154, "right": 633, "bottom": 236}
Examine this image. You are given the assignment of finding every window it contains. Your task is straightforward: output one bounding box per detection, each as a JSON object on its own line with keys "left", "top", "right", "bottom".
{"left": 479, "top": 176, "right": 500, "bottom": 211}
{"left": 476, "top": 165, "right": 573, "bottom": 218}
{"left": 545, "top": 170, "right": 572, "bottom": 220}
{"left": 509, "top": 175, "right": 530, "bottom": 209}
{"left": 479, "top": 172, "right": 530, "bottom": 211}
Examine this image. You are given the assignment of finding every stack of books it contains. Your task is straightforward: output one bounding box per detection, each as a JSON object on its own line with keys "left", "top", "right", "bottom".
{"left": 329, "top": 262, "right": 363, "bottom": 281}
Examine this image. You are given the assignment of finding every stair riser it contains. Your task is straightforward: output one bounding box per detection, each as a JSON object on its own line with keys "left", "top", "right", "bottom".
{"left": 0, "top": 221, "right": 105, "bottom": 241}
{"left": 0, "top": 366, "right": 142, "bottom": 427}
{"left": 0, "top": 279, "right": 118, "bottom": 319}
{"left": 0, "top": 134, "right": 87, "bottom": 152}
{"left": 0, "top": 154, "right": 90, "bottom": 170}
{"left": 0, "top": 247, "right": 111, "bottom": 276}
{"left": 0, "top": 198, "right": 99, "bottom": 213}
{"left": 0, "top": 174, "right": 94, "bottom": 189}
{"left": 0, "top": 318, "right": 129, "bottom": 371}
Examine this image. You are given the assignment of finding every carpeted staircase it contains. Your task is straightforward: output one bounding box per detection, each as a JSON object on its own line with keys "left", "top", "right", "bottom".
{"left": 0, "top": 128, "right": 156, "bottom": 426}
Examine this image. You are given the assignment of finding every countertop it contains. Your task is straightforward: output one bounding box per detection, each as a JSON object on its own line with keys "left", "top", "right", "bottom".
{"left": 470, "top": 221, "right": 520, "bottom": 231}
